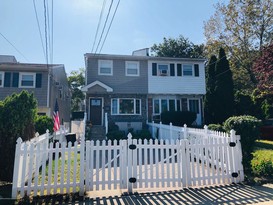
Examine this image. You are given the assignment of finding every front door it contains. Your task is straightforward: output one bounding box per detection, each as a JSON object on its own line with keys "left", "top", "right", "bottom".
{"left": 90, "top": 98, "right": 103, "bottom": 125}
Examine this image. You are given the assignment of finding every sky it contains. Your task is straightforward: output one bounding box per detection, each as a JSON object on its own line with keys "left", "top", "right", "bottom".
{"left": 0, "top": 0, "right": 227, "bottom": 74}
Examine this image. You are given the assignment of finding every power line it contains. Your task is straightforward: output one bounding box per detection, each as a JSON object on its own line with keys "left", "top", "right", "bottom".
{"left": 46, "top": 0, "right": 52, "bottom": 64}
{"left": 0, "top": 32, "right": 29, "bottom": 62}
{"left": 33, "top": 0, "right": 46, "bottom": 62}
{"left": 51, "top": 0, "right": 54, "bottom": 64}
{"left": 94, "top": 0, "right": 114, "bottom": 54}
{"left": 91, "top": 0, "right": 107, "bottom": 53}
{"left": 43, "top": 0, "right": 49, "bottom": 64}
{"left": 99, "top": 0, "right": 120, "bottom": 54}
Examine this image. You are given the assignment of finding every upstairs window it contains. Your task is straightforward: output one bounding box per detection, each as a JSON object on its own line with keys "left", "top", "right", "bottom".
{"left": 126, "top": 61, "right": 139, "bottom": 76}
{"left": 19, "top": 72, "right": 36, "bottom": 88}
{"left": 158, "top": 64, "right": 168, "bottom": 76}
{"left": 0, "top": 72, "right": 3, "bottom": 87}
{"left": 183, "top": 64, "right": 193, "bottom": 76}
{"left": 98, "top": 60, "right": 113, "bottom": 75}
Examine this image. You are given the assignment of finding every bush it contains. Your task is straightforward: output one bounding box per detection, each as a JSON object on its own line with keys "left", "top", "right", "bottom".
{"left": 130, "top": 129, "right": 152, "bottom": 140}
{"left": 161, "top": 111, "right": 197, "bottom": 126}
{"left": 251, "top": 150, "right": 273, "bottom": 177}
{"left": 106, "top": 130, "right": 126, "bottom": 141}
{"left": 35, "top": 115, "right": 54, "bottom": 134}
{"left": 207, "top": 124, "right": 225, "bottom": 132}
{"left": 223, "top": 115, "right": 262, "bottom": 175}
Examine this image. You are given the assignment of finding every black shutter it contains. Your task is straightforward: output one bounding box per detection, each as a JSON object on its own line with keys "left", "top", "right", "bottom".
{"left": 36, "top": 73, "right": 42, "bottom": 88}
{"left": 177, "top": 64, "right": 182, "bottom": 76}
{"left": 152, "top": 63, "right": 157, "bottom": 76}
{"left": 170, "top": 64, "right": 175, "bottom": 76}
{"left": 4, "top": 72, "right": 11, "bottom": 87}
{"left": 194, "top": 64, "right": 199, "bottom": 77}
{"left": 12, "top": 72, "right": 19, "bottom": 87}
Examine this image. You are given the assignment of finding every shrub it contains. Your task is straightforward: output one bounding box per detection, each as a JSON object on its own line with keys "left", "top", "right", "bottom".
{"left": 223, "top": 115, "right": 262, "bottom": 175}
{"left": 106, "top": 130, "right": 126, "bottom": 141}
{"left": 131, "top": 129, "right": 152, "bottom": 140}
{"left": 207, "top": 124, "right": 225, "bottom": 132}
{"left": 161, "top": 111, "right": 196, "bottom": 126}
{"left": 251, "top": 150, "right": 273, "bottom": 177}
{"left": 35, "top": 115, "right": 54, "bottom": 134}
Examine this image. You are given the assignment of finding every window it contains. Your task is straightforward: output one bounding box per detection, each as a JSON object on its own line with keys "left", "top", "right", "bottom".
{"left": 0, "top": 72, "right": 3, "bottom": 87}
{"left": 111, "top": 98, "right": 141, "bottom": 115}
{"left": 126, "top": 61, "right": 139, "bottom": 76}
{"left": 19, "top": 72, "right": 36, "bottom": 88}
{"left": 99, "top": 60, "right": 113, "bottom": 75}
{"left": 153, "top": 99, "right": 178, "bottom": 114}
{"left": 158, "top": 64, "right": 168, "bottom": 76}
{"left": 189, "top": 99, "right": 200, "bottom": 114}
{"left": 183, "top": 64, "right": 193, "bottom": 76}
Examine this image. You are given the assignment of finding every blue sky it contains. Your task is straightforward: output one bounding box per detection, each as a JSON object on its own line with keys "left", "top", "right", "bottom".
{"left": 0, "top": 0, "right": 226, "bottom": 74}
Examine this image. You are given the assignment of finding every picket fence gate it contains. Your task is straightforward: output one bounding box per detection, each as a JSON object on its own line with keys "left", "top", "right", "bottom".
{"left": 12, "top": 130, "right": 244, "bottom": 198}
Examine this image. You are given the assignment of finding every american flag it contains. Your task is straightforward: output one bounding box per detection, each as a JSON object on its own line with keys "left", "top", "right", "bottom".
{"left": 53, "top": 99, "right": 60, "bottom": 132}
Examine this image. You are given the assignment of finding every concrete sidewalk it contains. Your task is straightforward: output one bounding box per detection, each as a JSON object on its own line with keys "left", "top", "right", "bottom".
{"left": 84, "top": 183, "right": 273, "bottom": 205}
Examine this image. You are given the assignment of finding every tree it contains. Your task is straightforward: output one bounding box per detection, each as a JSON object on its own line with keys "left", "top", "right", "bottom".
{"left": 214, "top": 48, "right": 235, "bottom": 124}
{"left": 68, "top": 69, "right": 85, "bottom": 112}
{"left": 204, "top": 0, "right": 273, "bottom": 91}
{"left": 151, "top": 35, "right": 204, "bottom": 58}
{"left": 204, "top": 55, "right": 217, "bottom": 124}
{"left": 0, "top": 91, "right": 37, "bottom": 181}
{"left": 253, "top": 43, "right": 273, "bottom": 96}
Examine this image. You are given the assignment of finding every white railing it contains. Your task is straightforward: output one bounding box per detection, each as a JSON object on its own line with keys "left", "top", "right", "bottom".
{"left": 147, "top": 121, "right": 229, "bottom": 141}
{"left": 12, "top": 128, "right": 244, "bottom": 199}
{"left": 105, "top": 112, "right": 108, "bottom": 135}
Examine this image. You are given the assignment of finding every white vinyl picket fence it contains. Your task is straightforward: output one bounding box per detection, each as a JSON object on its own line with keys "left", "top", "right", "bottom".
{"left": 12, "top": 126, "right": 244, "bottom": 198}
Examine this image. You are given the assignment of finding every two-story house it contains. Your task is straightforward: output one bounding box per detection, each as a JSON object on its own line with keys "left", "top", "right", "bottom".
{"left": 0, "top": 55, "right": 71, "bottom": 125}
{"left": 82, "top": 50, "right": 206, "bottom": 131}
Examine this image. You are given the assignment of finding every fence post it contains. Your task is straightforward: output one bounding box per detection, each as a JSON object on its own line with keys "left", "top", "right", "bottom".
{"left": 170, "top": 123, "right": 173, "bottom": 141}
{"left": 79, "top": 135, "right": 85, "bottom": 196}
{"left": 204, "top": 125, "right": 208, "bottom": 138}
{"left": 46, "top": 129, "right": 49, "bottom": 148}
{"left": 235, "top": 134, "right": 244, "bottom": 182}
{"left": 159, "top": 122, "right": 162, "bottom": 140}
{"left": 127, "top": 133, "right": 134, "bottom": 193}
{"left": 183, "top": 124, "right": 188, "bottom": 139}
{"left": 152, "top": 121, "right": 155, "bottom": 139}
{"left": 12, "top": 137, "right": 23, "bottom": 198}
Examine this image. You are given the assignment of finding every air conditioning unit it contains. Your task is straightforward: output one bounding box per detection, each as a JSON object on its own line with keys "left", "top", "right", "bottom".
{"left": 55, "top": 82, "right": 60, "bottom": 86}
{"left": 160, "top": 69, "right": 168, "bottom": 76}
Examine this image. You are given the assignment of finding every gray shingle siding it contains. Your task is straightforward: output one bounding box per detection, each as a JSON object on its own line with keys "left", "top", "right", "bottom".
{"left": 86, "top": 57, "right": 148, "bottom": 94}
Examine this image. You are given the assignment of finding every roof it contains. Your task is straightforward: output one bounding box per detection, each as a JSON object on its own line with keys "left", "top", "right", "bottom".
{"left": 0, "top": 55, "right": 17, "bottom": 63}
{"left": 84, "top": 53, "right": 206, "bottom": 62}
{"left": 0, "top": 63, "right": 64, "bottom": 72}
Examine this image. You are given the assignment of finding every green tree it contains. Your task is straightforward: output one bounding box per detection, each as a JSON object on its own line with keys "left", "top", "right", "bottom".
{"left": 151, "top": 35, "right": 204, "bottom": 58}
{"left": 35, "top": 115, "right": 54, "bottom": 134}
{"left": 0, "top": 91, "right": 37, "bottom": 181}
{"left": 204, "top": 55, "right": 217, "bottom": 124}
{"left": 214, "top": 48, "right": 234, "bottom": 124}
{"left": 68, "top": 69, "right": 85, "bottom": 112}
{"left": 204, "top": 0, "right": 273, "bottom": 91}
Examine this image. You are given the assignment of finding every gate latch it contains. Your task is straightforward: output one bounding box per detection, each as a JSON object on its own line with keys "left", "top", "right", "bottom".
{"left": 229, "top": 142, "right": 236, "bottom": 147}
{"left": 129, "top": 144, "right": 137, "bottom": 150}
{"left": 129, "top": 177, "right": 137, "bottom": 183}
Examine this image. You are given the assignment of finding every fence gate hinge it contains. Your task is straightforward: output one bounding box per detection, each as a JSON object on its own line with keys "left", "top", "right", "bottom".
{"left": 129, "top": 177, "right": 137, "bottom": 183}
{"left": 232, "top": 172, "right": 239, "bottom": 178}
{"left": 129, "top": 144, "right": 137, "bottom": 150}
{"left": 229, "top": 142, "right": 236, "bottom": 147}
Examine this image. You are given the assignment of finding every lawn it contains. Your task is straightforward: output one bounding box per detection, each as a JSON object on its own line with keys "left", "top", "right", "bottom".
{"left": 252, "top": 140, "right": 273, "bottom": 183}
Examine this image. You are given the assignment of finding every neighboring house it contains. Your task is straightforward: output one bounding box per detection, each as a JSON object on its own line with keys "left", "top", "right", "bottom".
{"left": 82, "top": 50, "right": 206, "bottom": 131}
{"left": 0, "top": 55, "right": 71, "bottom": 124}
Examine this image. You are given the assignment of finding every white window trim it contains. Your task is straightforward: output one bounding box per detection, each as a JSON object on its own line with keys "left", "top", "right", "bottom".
{"left": 153, "top": 98, "right": 178, "bottom": 114}
{"left": 182, "top": 64, "right": 193, "bottom": 76}
{"left": 125, "top": 61, "right": 140, "bottom": 76}
{"left": 98, "top": 60, "right": 113, "bottom": 76}
{"left": 19, "top": 72, "right": 36, "bottom": 88}
{"left": 111, "top": 98, "right": 141, "bottom": 115}
{"left": 0, "top": 71, "right": 4, "bottom": 87}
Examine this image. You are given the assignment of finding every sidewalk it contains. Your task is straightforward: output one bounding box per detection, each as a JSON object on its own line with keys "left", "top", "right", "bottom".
{"left": 85, "top": 183, "right": 273, "bottom": 205}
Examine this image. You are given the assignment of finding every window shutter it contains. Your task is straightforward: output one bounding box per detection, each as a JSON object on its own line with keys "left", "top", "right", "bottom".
{"left": 152, "top": 63, "right": 157, "bottom": 76}
{"left": 12, "top": 72, "right": 19, "bottom": 87}
{"left": 177, "top": 64, "right": 182, "bottom": 76}
{"left": 170, "top": 64, "right": 175, "bottom": 76}
{"left": 194, "top": 64, "right": 199, "bottom": 77}
{"left": 4, "top": 72, "right": 11, "bottom": 87}
{"left": 36, "top": 73, "right": 42, "bottom": 88}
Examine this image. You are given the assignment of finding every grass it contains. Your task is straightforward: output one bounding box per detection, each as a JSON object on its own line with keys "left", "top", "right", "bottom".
{"left": 251, "top": 140, "right": 273, "bottom": 184}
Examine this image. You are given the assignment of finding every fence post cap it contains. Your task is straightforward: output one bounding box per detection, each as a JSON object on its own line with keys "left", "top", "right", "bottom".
{"left": 204, "top": 125, "right": 208, "bottom": 129}
{"left": 127, "top": 132, "right": 133, "bottom": 140}
{"left": 230, "top": 129, "right": 236, "bottom": 135}
{"left": 35, "top": 132, "right": 39, "bottom": 137}
{"left": 16, "top": 137, "right": 23, "bottom": 143}
{"left": 46, "top": 129, "right": 49, "bottom": 134}
{"left": 183, "top": 124, "right": 187, "bottom": 128}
